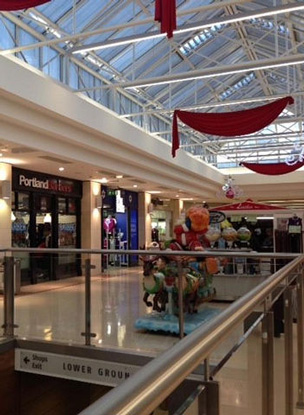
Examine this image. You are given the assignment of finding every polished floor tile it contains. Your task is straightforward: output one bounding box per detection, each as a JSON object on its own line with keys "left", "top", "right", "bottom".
{"left": 0, "top": 266, "right": 302, "bottom": 414}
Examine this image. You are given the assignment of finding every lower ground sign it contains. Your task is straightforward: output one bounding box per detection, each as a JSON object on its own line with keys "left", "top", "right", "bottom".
{"left": 15, "top": 349, "right": 139, "bottom": 387}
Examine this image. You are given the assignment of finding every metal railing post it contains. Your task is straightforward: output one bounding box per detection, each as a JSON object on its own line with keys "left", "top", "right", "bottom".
{"left": 177, "top": 261, "right": 184, "bottom": 339}
{"left": 296, "top": 269, "right": 304, "bottom": 409}
{"left": 284, "top": 285, "right": 294, "bottom": 415}
{"left": 3, "top": 256, "right": 15, "bottom": 337}
{"left": 14, "top": 258, "right": 21, "bottom": 295}
{"left": 262, "top": 310, "right": 274, "bottom": 415}
{"left": 81, "top": 258, "right": 96, "bottom": 345}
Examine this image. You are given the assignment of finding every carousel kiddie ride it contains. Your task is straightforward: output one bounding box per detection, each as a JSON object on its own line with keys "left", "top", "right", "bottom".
{"left": 135, "top": 206, "right": 221, "bottom": 335}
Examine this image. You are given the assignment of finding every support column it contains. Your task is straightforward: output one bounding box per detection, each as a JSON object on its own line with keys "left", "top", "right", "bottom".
{"left": 171, "top": 199, "right": 184, "bottom": 236}
{"left": 262, "top": 311, "right": 274, "bottom": 415}
{"left": 81, "top": 181, "right": 101, "bottom": 275}
{"left": 0, "top": 163, "right": 12, "bottom": 249}
{"left": 138, "top": 192, "right": 152, "bottom": 249}
{"left": 284, "top": 286, "right": 294, "bottom": 415}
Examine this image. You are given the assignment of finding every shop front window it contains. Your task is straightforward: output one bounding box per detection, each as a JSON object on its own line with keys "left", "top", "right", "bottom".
{"left": 17, "top": 192, "right": 29, "bottom": 210}
{"left": 12, "top": 211, "right": 30, "bottom": 284}
{"left": 58, "top": 215, "right": 77, "bottom": 248}
{"left": 12, "top": 211, "right": 30, "bottom": 248}
{"left": 58, "top": 197, "right": 67, "bottom": 214}
{"left": 58, "top": 214, "right": 77, "bottom": 276}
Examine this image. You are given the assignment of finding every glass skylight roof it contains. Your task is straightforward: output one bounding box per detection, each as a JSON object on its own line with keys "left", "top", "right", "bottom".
{"left": 0, "top": 0, "right": 302, "bottom": 170}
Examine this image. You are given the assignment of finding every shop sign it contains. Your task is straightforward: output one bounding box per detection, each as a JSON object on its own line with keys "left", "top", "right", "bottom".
{"left": 116, "top": 190, "right": 125, "bottom": 213}
{"left": 13, "top": 168, "right": 82, "bottom": 197}
{"left": 15, "top": 349, "right": 138, "bottom": 387}
{"left": 19, "top": 175, "right": 73, "bottom": 193}
{"left": 209, "top": 211, "right": 226, "bottom": 224}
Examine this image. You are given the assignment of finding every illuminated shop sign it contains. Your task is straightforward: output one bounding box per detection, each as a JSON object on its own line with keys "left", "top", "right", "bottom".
{"left": 116, "top": 190, "right": 125, "bottom": 213}
{"left": 19, "top": 175, "right": 73, "bottom": 193}
{"left": 14, "top": 173, "right": 81, "bottom": 195}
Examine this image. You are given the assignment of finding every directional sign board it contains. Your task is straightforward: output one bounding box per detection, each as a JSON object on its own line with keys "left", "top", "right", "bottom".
{"left": 15, "top": 349, "right": 139, "bottom": 387}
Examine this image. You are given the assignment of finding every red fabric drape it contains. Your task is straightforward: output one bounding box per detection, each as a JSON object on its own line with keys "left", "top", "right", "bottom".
{"left": 172, "top": 96, "right": 294, "bottom": 157}
{"left": 155, "top": 0, "right": 176, "bottom": 38}
{"left": 240, "top": 161, "right": 304, "bottom": 175}
{"left": 0, "top": 0, "right": 50, "bottom": 10}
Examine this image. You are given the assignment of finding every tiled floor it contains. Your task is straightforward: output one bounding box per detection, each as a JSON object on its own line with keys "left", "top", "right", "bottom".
{"left": 0, "top": 266, "right": 302, "bottom": 414}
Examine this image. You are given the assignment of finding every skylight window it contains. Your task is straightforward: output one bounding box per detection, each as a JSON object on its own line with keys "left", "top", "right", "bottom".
{"left": 250, "top": 18, "right": 289, "bottom": 35}
{"left": 268, "top": 73, "right": 287, "bottom": 84}
{"left": 179, "top": 24, "right": 224, "bottom": 55}
{"left": 219, "top": 72, "right": 256, "bottom": 100}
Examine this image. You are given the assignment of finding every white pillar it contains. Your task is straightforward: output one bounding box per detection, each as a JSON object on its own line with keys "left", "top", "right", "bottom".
{"left": 0, "top": 163, "right": 12, "bottom": 249}
{"left": 171, "top": 199, "right": 184, "bottom": 236}
{"left": 138, "top": 192, "right": 152, "bottom": 249}
{"left": 81, "top": 181, "right": 102, "bottom": 275}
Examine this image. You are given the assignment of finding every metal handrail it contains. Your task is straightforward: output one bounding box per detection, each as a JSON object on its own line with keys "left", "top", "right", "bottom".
{"left": 78, "top": 254, "right": 304, "bottom": 415}
{"left": 4, "top": 247, "right": 299, "bottom": 259}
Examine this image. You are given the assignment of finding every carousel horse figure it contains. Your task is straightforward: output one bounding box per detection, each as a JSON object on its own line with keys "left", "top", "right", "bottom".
{"left": 177, "top": 269, "right": 200, "bottom": 314}
{"left": 162, "top": 265, "right": 200, "bottom": 314}
{"left": 141, "top": 256, "right": 167, "bottom": 312}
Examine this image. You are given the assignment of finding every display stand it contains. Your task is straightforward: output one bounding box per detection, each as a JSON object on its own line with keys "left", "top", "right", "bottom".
{"left": 104, "top": 231, "right": 109, "bottom": 268}
{"left": 103, "top": 216, "right": 117, "bottom": 268}
{"left": 119, "top": 240, "right": 128, "bottom": 266}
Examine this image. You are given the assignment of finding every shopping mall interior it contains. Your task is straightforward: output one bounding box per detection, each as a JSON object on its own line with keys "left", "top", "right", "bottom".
{"left": 0, "top": 1, "right": 303, "bottom": 414}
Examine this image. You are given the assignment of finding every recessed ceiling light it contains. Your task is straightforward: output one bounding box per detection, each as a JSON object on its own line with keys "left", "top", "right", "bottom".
{"left": 176, "top": 194, "right": 179, "bottom": 197}
{"left": 100, "top": 177, "right": 108, "bottom": 183}
{"left": 148, "top": 191, "right": 161, "bottom": 194}
{"left": 181, "top": 198, "right": 194, "bottom": 201}
{"left": 116, "top": 175, "right": 123, "bottom": 179}
{"left": 0, "top": 153, "right": 3, "bottom": 157}
{"left": 59, "top": 167, "right": 65, "bottom": 171}
{"left": 133, "top": 184, "right": 138, "bottom": 188}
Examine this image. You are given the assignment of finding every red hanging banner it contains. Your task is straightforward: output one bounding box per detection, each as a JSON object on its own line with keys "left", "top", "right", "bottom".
{"left": 172, "top": 96, "right": 294, "bottom": 157}
{"left": 240, "top": 161, "right": 304, "bottom": 175}
{"left": 0, "top": 0, "right": 50, "bottom": 10}
{"left": 155, "top": 0, "right": 176, "bottom": 38}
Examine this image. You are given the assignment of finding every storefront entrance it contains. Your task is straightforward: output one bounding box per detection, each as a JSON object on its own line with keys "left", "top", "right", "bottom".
{"left": 101, "top": 187, "right": 138, "bottom": 269}
{"left": 12, "top": 168, "right": 82, "bottom": 285}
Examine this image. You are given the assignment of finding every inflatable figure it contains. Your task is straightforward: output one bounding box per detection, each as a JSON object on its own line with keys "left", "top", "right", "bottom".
{"left": 171, "top": 205, "right": 210, "bottom": 251}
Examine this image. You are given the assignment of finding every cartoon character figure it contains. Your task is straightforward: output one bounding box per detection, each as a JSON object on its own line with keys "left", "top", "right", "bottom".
{"left": 171, "top": 205, "right": 210, "bottom": 251}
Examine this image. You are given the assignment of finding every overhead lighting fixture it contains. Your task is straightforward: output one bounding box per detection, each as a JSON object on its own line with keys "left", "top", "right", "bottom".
{"left": 71, "top": 32, "right": 165, "bottom": 54}
{"left": 59, "top": 167, "right": 65, "bottom": 172}
{"left": 181, "top": 198, "right": 194, "bottom": 201}
{"left": 133, "top": 184, "right": 138, "bottom": 188}
{"left": 123, "top": 54, "right": 304, "bottom": 89}
{"left": 256, "top": 216, "right": 274, "bottom": 220}
{"left": 100, "top": 177, "right": 108, "bottom": 183}
{"left": 148, "top": 191, "right": 162, "bottom": 194}
{"left": 116, "top": 175, "right": 123, "bottom": 179}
